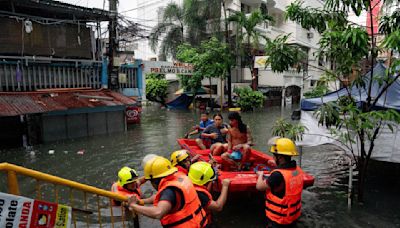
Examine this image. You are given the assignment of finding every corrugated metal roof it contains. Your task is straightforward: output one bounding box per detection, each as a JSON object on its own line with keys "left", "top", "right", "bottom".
{"left": 0, "top": 89, "right": 137, "bottom": 117}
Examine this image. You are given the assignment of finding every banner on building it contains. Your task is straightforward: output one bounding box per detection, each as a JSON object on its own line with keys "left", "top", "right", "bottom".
{"left": 143, "top": 61, "right": 194, "bottom": 75}
{"left": 0, "top": 192, "right": 72, "bottom": 228}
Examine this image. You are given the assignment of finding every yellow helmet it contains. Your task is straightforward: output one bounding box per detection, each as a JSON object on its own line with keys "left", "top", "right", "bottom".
{"left": 118, "top": 167, "right": 139, "bottom": 187}
{"left": 188, "top": 161, "right": 216, "bottom": 186}
{"left": 144, "top": 156, "right": 177, "bottom": 180}
{"left": 170, "top": 150, "right": 190, "bottom": 167}
{"left": 269, "top": 137, "right": 299, "bottom": 156}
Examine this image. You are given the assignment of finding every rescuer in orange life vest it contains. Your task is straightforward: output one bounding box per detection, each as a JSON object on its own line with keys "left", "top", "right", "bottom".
{"left": 111, "top": 166, "right": 146, "bottom": 206}
{"left": 128, "top": 155, "right": 208, "bottom": 228}
{"left": 256, "top": 137, "right": 304, "bottom": 228}
{"left": 188, "top": 161, "right": 230, "bottom": 227}
{"left": 170, "top": 149, "right": 200, "bottom": 175}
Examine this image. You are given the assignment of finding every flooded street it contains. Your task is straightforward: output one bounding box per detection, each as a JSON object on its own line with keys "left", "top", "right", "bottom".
{"left": 1, "top": 106, "right": 400, "bottom": 227}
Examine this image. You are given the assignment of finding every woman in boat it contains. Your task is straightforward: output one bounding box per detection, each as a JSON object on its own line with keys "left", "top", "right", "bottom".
{"left": 188, "top": 161, "right": 231, "bottom": 227}
{"left": 111, "top": 166, "right": 146, "bottom": 206}
{"left": 128, "top": 156, "right": 208, "bottom": 228}
{"left": 198, "top": 113, "right": 229, "bottom": 155}
{"left": 221, "top": 112, "right": 253, "bottom": 170}
{"left": 170, "top": 149, "right": 200, "bottom": 175}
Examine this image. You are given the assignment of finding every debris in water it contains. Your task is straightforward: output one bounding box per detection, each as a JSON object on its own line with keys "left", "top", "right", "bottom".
{"left": 48, "top": 150, "right": 55, "bottom": 155}
{"left": 100, "top": 146, "right": 105, "bottom": 149}
{"left": 77, "top": 150, "right": 85, "bottom": 155}
{"left": 63, "top": 151, "right": 68, "bottom": 154}
{"left": 30, "top": 151, "right": 36, "bottom": 156}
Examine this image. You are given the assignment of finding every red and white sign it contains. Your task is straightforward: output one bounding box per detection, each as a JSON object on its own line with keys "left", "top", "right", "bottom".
{"left": 126, "top": 106, "right": 141, "bottom": 124}
{"left": 143, "top": 61, "right": 194, "bottom": 75}
{"left": 0, "top": 192, "right": 72, "bottom": 228}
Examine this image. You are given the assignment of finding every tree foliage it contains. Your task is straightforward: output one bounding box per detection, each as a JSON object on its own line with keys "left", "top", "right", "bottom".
{"left": 149, "top": 3, "right": 185, "bottom": 60}
{"left": 303, "top": 84, "right": 331, "bottom": 98}
{"left": 233, "top": 87, "right": 265, "bottom": 111}
{"left": 269, "top": 0, "right": 400, "bottom": 202}
{"left": 145, "top": 73, "right": 168, "bottom": 105}
{"left": 176, "top": 37, "right": 234, "bottom": 92}
{"left": 149, "top": 0, "right": 224, "bottom": 60}
{"left": 229, "top": 10, "right": 272, "bottom": 89}
{"left": 264, "top": 34, "right": 307, "bottom": 73}
{"left": 146, "top": 73, "right": 166, "bottom": 80}
{"left": 271, "top": 118, "right": 308, "bottom": 142}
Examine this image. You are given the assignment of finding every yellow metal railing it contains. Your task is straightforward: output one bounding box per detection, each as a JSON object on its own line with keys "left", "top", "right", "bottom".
{"left": 0, "top": 162, "right": 139, "bottom": 228}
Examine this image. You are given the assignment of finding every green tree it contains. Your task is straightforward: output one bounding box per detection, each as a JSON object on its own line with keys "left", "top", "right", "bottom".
{"left": 177, "top": 37, "right": 234, "bottom": 100}
{"left": 266, "top": 0, "right": 400, "bottom": 202}
{"left": 145, "top": 73, "right": 168, "bottom": 106}
{"left": 264, "top": 34, "right": 307, "bottom": 73}
{"left": 149, "top": 3, "right": 185, "bottom": 60}
{"left": 150, "top": 0, "right": 224, "bottom": 60}
{"left": 228, "top": 10, "right": 273, "bottom": 90}
{"left": 271, "top": 118, "right": 307, "bottom": 142}
{"left": 303, "top": 84, "right": 330, "bottom": 98}
{"left": 233, "top": 87, "right": 265, "bottom": 111}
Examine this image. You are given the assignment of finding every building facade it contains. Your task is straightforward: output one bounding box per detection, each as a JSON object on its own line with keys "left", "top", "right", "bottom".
{"left": 133, "top": 0, "right": 327, "bottom": 106}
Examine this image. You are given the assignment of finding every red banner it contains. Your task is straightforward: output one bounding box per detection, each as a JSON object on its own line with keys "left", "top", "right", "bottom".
{"left": 0, "top": 192, "right": 71, "bottom": 228}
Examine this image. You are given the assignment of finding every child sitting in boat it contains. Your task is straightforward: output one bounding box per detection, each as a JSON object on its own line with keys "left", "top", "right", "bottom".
{"left": 198, "top": 113, "right": 229, "bottom": 155}
{"left": 186, "top": 112, "right": 214, "bottom": 139}
{"left": 221, "top": 112, "right": 253, "bottom": 170}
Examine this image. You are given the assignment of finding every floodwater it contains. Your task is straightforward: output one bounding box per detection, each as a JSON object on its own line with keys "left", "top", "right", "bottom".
{"left": 1, "top": 105, "right": 400, "bottom": 227}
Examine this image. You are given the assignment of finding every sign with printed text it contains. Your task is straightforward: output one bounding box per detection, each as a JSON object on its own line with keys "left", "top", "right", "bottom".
{"left": 254, "top": 56, "right": 270, "bottom": 69}
{"left": 144, "top": 61, "right": 194, "bottom": 75}
{"left": 0, "top": 192, "right": 71, "bottom": 228}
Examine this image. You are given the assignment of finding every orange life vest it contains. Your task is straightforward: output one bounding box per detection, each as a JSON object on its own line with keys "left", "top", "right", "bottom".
{"left": 265, "top": 166, "right": 303, "bottom": 225}
{"left": 194, "top": 185, "right": 213, "bottom": 226}
{"left": 154, "top": 172, "right": 208, "bottom": 228}
{"left": 177, "top": 165, "right": 188, "bottom": 175}
{"left": 111, "top": 182, "right": 141, "bottom": 206}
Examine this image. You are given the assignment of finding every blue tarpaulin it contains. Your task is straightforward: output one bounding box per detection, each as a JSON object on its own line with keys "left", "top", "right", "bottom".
{"left": 166, "top": 94, "right": 194, "bottom": 110}
{"left": 301, "top": 63, "right": 400, "bottom": 111}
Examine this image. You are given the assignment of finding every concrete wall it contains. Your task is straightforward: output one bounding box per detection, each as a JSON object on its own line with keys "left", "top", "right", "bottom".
{"left": 42, "top": 111, "right": 126, "bottom": 142}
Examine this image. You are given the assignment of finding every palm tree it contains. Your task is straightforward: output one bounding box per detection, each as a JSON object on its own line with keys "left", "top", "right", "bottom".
{"left": 149, "top": 3, "right": 185, "bottom": 60}
{"left": 150, "top": 0, "right": 223, "bottom": 60}
{"left": 229, "top": 10, "right": 272, "bottom": 90}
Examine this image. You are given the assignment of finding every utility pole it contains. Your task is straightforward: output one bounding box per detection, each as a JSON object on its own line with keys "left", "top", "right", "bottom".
{"left": 108, "top": 0, "right": 118, "bottom": 90}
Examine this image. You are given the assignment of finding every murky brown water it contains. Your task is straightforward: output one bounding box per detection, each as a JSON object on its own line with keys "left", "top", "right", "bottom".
{"left": 1, "top": 105, "right": 399, "bottom": 227}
